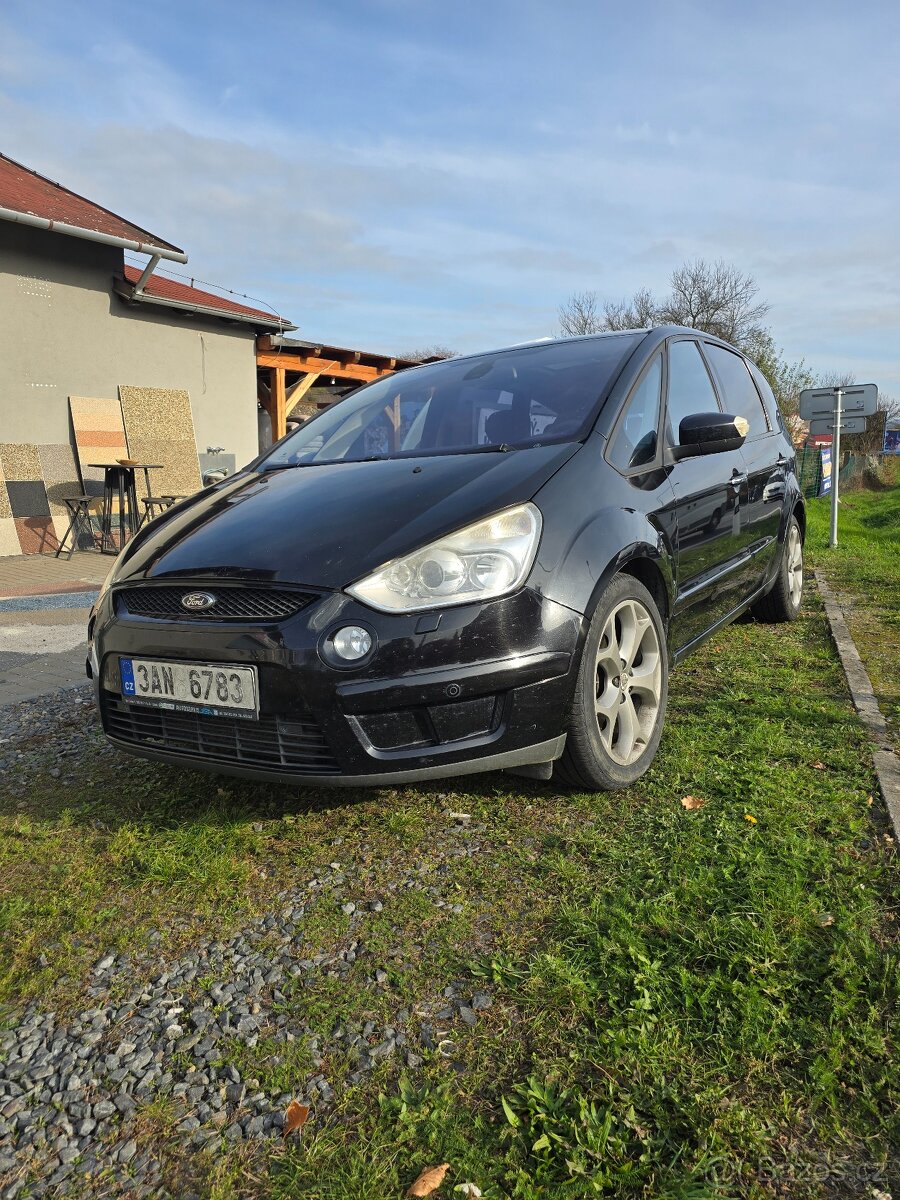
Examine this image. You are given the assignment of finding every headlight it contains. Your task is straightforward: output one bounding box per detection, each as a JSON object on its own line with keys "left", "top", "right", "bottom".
{"left": 347, "top": 503, "right": 542, "bottom": 613}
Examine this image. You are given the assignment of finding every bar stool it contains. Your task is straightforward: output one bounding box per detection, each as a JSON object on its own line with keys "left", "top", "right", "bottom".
{"left": 140, "top": 494, "right": 188, "bottom": 524}
{"left": 54, "top": 495, "right": 102, "bottom": 559}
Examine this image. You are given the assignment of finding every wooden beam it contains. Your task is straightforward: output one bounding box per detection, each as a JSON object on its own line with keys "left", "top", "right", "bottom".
{"left": 257, "top": 351, "right": 387, "bottom": 382}
{"left": 270, "top": 366, "right": 287, "bottom": 442}
{"left": 285, "top": 372, "right": 321, "bottom": 417}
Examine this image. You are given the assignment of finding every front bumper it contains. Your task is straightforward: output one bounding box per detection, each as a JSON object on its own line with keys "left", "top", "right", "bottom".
{"left": 91, "top": 583, "right": 583, "bottom": 786}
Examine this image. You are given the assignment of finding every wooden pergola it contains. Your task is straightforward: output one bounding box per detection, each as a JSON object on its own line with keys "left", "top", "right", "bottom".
{"left": 256, "top": 335, "right": 421, "bottom": 441}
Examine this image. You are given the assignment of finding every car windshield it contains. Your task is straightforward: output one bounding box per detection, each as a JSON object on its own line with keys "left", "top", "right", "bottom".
{"left": 260, "top": 334, "right": 643, "bottom": 467}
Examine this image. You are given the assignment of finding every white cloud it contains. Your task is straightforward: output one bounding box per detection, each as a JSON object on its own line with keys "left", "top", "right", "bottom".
{"left": 0, "top": 4, "right": 898, "bottom": 390}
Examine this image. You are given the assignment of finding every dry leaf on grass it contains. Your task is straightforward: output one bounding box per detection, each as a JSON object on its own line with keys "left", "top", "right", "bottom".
{"left": 454, "top": 1185, "right": 482, "bottom": 1198}
{"left": 812, "top": 761, "right": 827, "bottom": 770}
{"left": 282, "top": 1099, "right": 310, "bottom": 1138}
{"left": 680, "top": 796, "right": 705, "bottom": 810}
{"left": 406, "top": 1163, "right": 450, "bottom": 1196}
{"left": 817, "top": 912, "right": 835, "bottom": 927}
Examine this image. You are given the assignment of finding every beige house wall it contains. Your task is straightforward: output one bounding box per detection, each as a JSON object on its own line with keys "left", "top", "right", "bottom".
{"left": 0, "top": 223, "right": 259, "bottom": 469}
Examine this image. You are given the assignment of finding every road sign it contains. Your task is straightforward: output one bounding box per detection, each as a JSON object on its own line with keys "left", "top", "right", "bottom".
{"left": 800, "top": 382, "right": 879, "bottom": 548}
{"left": 808, "top": 415, "right": 868, "bottom": 436}
{"left": 799, "top": 383, "right": 877, "bottom": 420}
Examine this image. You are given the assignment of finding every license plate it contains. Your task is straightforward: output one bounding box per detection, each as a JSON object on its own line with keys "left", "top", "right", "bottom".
{"left": 119, "top": 657, "right": 258, "bottom": 719}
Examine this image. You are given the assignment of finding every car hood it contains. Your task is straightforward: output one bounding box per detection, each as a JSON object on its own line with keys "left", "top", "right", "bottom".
{"left": 113, "top": 444, "right": 580, "bottom": 588}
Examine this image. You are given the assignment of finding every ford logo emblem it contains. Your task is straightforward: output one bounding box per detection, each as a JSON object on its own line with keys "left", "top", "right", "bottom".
{"left": 181, "top": 591, "right": 217, "bottom": 611}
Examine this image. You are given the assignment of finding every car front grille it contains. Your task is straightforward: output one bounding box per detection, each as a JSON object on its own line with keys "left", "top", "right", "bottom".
{"left": 116, "top": 586, "right": 316, "bottom": 621}
{"left": 101, "top": 695, "right": 340, "bottom": 774}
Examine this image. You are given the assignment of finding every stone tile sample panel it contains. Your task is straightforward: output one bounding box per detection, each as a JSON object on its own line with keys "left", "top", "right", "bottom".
{"left": 14, "top": 517, "right": 59, "bottom": 554}
{"left": 7, "top": 481, "right": 52, "bottom": 519}
{"left": 0, "top": 443, "right": 41, "bottom": 482}
{"left": 0, "top": 458, "right": 11, "bottom": 522}
{"left": 0, "top": 517, "right": 19, "bottom": 558}
{"left": 120, "top": 386, "right": 202, "bottom": 499}
{"left": 38, "top": 442, "right": 84, "bottom": 528}
{"left": 69, "top": 397, "right": 129, "bottom": 485}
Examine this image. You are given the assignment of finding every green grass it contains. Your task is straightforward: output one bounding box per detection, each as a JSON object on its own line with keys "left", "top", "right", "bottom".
{"left": 806, "top": 482, "right": 900, "bottom": 742}
{"left": 1, "top": 543, "right": 898, "bottom": 1197}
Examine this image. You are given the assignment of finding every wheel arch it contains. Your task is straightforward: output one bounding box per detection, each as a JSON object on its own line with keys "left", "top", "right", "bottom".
{"left": 618, "top": 555, "right": 671, "bottom": 625}
{"left": 791, "top": 497, "right": 807, "bottom": 542}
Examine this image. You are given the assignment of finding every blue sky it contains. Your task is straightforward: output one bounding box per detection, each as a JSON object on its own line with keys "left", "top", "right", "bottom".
{"left": 1, "top": 0, "right": 898, "bottom": 393}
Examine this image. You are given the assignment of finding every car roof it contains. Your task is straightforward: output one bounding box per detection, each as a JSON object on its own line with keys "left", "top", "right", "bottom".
{"left": 398, "top": 326, "right": 744, "bottom": 377}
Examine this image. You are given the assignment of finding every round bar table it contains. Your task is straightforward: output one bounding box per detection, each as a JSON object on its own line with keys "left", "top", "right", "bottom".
{"left": 89, "top": 463, "right": 162, "bottom": 554}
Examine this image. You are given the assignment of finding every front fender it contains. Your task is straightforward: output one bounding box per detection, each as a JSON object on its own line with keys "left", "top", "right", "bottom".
{"left": 527, "top": 441, "right": 677, "bottom": 618}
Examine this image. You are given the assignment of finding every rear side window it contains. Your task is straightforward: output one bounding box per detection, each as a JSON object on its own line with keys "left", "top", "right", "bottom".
{"left": 666, "top": 340, "right": 720, "bottom": 443}
{"left": 747, "top": 360, "right": 785, "bottom": 433}
{"left": 608, "top": 353, "right": 662, "bottom": 471}
{"left": 704, "top": 344, "right": 770, "bottom": 437}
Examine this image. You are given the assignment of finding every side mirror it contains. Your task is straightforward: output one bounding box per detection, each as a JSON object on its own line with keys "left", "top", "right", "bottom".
{"left": 674, "top": 412, "right": 749, "bottom": 460}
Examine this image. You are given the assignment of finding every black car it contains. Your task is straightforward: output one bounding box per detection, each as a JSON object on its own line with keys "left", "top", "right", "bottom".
{"left": 89, "top": 327, "right": 805, "bottom": 791}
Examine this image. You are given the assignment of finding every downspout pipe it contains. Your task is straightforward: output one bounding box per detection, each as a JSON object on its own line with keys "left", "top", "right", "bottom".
{"left": 0, "top": 206, "right": 188, "bottom": 264}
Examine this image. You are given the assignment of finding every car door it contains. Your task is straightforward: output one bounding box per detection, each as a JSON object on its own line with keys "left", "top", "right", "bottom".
{"left": 702, "top": 342, "right": 782, "bottom": 590}
{"left": 665, "top": 338, "right": 750, "bottom": 653}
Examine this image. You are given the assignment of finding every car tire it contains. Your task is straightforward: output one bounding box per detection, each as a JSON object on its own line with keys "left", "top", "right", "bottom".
{"left": 557, "top": 574, "right": 668, "bottom": 791}
{"left": 751, "top": 514, "right": 804, "bottom": 623}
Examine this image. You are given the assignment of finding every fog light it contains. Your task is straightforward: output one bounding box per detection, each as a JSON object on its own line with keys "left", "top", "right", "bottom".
{"left": 332, "top": 625, "right": 372, "bottom": 661}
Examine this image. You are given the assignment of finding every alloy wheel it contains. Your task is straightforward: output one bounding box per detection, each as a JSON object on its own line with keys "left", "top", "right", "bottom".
{"left": 787, "top": 525, "right": 803, "bottom": 607}
{"left": 594, "top": 598, "right": 663, "bottom": 766}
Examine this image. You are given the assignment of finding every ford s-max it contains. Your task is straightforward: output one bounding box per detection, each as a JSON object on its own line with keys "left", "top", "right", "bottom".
{"left": 89, "top": 327, "right": 805, "bottom": 791}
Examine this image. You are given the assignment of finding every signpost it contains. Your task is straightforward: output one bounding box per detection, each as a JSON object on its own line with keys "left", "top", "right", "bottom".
{"left": 799, "top": 383, "right": 878, "bottom": 548}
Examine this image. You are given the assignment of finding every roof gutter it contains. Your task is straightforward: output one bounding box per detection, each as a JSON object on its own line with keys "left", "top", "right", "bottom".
{"left": 0, "top": 206, "right": 188, "bottom": 263}
{"left": 112, "top": 278, "right": 296, "bottom": 332}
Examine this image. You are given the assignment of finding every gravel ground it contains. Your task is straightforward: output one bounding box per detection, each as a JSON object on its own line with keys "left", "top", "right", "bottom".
{"left": 0, "top": 688, "right": 494, "bottom": 1198}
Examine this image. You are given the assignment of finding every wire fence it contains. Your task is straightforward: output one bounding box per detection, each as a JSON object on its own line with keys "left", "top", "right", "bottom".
{"left": 796, "top": 448, "right": 893, "bottom": 499}
{"left": 796, "top": 447, "right": 823, "bottom": 498}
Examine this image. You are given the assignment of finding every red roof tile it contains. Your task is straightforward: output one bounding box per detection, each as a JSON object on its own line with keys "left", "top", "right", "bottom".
{"left": 123, "top": 265, "right": 290, "bottom": 327}
{"left": 0, "top": 153, "right": 182, "bottom": 253}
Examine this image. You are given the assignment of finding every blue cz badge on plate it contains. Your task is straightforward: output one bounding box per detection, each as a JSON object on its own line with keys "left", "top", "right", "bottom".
{"left": 120, "top": 657, "right": 136, "bottom": 695}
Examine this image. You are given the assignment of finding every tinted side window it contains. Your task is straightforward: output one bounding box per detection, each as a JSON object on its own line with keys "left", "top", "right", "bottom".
{"left": 666, "top": 340, "right": 720, "bottom": 443}
{"left": 704, "top": 344, "right": 770, "bottom": 437}
{"left": 608, "top": 354, "right": 662, "bottom": 471}
{"left": 747, "top": 360, "right": 785, "bottom": 433}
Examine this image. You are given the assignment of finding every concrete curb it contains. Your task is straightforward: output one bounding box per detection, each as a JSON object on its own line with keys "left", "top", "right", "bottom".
{"left": 815, "top": 571, "right": 900, "bottom": 840}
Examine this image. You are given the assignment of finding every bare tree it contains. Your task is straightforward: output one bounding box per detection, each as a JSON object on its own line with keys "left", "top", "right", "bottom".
{"left": 400, "top": 345, "right": 458, "bottom": 363}
{"left": 600, "top": 287, "right": 656, "bottom": 331}
{"left": 656, "top": 259, "right": 769, "bottom": 348}
{"left": 557, "top": 258, "right": 769, "bottom": 352}
{"left": 557, "top": 291, "right": 604, "bottom": 337}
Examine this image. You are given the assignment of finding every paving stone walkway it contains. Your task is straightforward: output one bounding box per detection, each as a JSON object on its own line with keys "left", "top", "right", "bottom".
{"left": 0, "top": 553, "right": 107, "bottom": 707}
